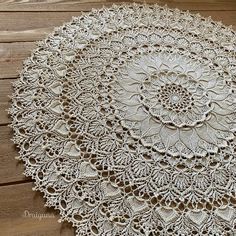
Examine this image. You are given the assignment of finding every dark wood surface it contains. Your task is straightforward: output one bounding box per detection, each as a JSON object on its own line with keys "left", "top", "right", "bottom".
{"left": 0, "top": 1, "right": 235, "bottom": 235}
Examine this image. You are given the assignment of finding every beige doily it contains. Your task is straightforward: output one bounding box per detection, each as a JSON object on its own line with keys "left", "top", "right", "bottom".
{"left": 10, "top": 3, "right": 236, "bottom": 235}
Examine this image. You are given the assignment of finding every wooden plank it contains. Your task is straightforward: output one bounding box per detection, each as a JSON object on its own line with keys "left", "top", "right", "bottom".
{"left": 0, "top": 42, "right": 36, "bottom": 79}
{"left": 0, "top": 125, "right": 29, "bottom": 184}
{"left": 0, "top": 12, "right": 82, "bottom": 42}
{"left": 0, "top": 0, "right": 111, "bottom": 12}
{"left": 0, "top": 10, "right": 234, "bottom": 33}
{"left": 0, "top": 12, "right": 81, "bottom": 31}
{"left": 0, "top": 0, "right": 236, "bottom": 11}
{"left": 0, "top": 78, "right": 15, "bottom": 124}
{"left": 0, "top": 28, "right": 54, "bottom": 43}
{"left": 0, "top": 10, "right": 235, "bottom": 43}
{"left": 197, "top": 10, "right": 236, "bottom": 27}
{"left": 0, "top": 182, "right": 74, "bottom": 236}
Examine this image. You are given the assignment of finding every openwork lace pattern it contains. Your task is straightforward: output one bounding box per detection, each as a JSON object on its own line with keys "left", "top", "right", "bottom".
{"left": 9, "top": 3, "right": 236, "bottom": 236}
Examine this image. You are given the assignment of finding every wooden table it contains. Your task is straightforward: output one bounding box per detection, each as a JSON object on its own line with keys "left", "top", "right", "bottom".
{"left": 0, "top": 1, "right": 235, "bottom": 235}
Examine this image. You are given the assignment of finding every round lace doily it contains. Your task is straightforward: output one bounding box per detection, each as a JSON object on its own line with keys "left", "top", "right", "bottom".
{"left": 10, "top": 3, "right": 236, "bottom": 236}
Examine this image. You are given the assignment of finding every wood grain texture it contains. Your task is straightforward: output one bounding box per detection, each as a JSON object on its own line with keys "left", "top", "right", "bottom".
{"left": 0, "top": 12, "right": 82, "bottom": 42}
{"left": 0, "top": 182, "right": 74, "bottom": 236}
{"left": 0, "top": 0, "right": 236, "bottom": 11}
{"left": 0, "top": 79, "right": 13, "bottom": 124}
{"left": 0, "top": 43, "right": 36, "bottom": 78}
{"left": 0, "top": 125, "right": 29, "bottom": 184}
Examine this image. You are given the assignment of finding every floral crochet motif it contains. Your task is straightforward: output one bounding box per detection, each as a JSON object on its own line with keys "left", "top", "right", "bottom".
{"left": 111, "top": 52, "right": 235, "bottom": 158}
{"left": 10, "top": 3, "right": 236, "bottom": 236}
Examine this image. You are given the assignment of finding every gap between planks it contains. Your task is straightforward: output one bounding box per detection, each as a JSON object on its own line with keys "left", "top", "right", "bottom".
{"left": 0, "top": 179, "right": 32, "bottom": 187}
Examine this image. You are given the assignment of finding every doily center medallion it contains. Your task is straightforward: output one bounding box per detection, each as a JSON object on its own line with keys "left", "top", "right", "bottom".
{"left": 139, "top": 72, "right": 210, "bottom": 127}
{"left": 10, "top": 3, "right": 236, "bottom": 236}
{"left": 111, "top": 52, "right": 235, "bottom": 158}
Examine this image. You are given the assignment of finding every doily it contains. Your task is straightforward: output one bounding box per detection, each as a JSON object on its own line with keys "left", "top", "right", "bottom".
{"left": 9, "top": 3, "right": 236, "bottom": 236}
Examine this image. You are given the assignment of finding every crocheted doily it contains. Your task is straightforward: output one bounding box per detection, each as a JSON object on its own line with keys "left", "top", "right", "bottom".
{"left": 10, "top": 3, "right": 236, "bottom": 236}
